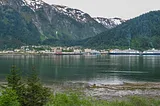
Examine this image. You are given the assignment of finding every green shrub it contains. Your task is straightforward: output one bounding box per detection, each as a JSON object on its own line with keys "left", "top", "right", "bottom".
{"left": 46, "top": 92, "right": 94, "bottom": 106}
{"left": 0, "top": 88, "right": 20, "bottom": 106}
{"left": 129, "top": 96, "right": 160, "bottom": 106}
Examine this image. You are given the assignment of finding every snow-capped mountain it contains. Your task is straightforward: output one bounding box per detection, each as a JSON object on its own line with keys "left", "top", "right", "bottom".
{"left": 51, "top": 5, "right": 126, "bottom": 26}
{"left": 94, "top": 17, "right": 126, "bottom": 29}
{"left": 0, "top": 0, "right": 125, "bottom": 48}
{"left": 23, "top": 0, "right": 92, "bottom": 23}
{"left": 24, "top": 0, "right": 126, "bottom": 26}
{"left": 0, "top": 0, "right": 125, "bottom": 27}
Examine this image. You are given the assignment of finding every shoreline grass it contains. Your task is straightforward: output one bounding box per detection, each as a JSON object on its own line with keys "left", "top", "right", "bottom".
{"left": 45, "top": 92, "right": 160, "bottom": 106}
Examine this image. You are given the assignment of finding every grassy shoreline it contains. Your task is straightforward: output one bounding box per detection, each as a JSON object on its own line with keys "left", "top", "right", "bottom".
{"left": 46, "top": 93, "right": 160, "bottom": 106}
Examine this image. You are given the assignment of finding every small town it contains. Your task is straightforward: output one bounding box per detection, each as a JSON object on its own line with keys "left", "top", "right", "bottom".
{"left": 0, "top": 45, "right": 108, "bottom": 55}
{"left": 1, "top": 45, "right": 160, "bottom": 55}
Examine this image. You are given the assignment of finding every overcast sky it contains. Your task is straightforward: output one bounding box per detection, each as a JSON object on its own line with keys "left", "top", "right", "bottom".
{"left": 43, "top": 0, "right": 160, "bottom": 19}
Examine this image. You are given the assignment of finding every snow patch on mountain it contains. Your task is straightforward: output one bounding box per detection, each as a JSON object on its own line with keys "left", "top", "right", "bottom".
{"left": 23, "top": 0, "right": 45, "bottom": 11}
{"left": 94, "top": 17, "right": 126, "bottom": 29}
{"left": 52, "top": 5, "right": 91, "bottom": 23}
{"left": 0, "top": 0, "right": 4, "bottom": 5}
{"left": 23, "top": 0, "right": 31, "bottom": 5}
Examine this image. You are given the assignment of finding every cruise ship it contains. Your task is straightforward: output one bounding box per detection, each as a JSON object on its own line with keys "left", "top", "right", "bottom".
{"left": 109, "top": 48, "right": 140, "bottom": 55}
{"left": 142, "top": 48, "right": 160, "bottom": 55}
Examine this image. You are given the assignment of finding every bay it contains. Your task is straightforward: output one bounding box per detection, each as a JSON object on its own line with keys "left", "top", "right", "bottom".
{"left": 0, "top": 54, "right": 160, "bottom": 85}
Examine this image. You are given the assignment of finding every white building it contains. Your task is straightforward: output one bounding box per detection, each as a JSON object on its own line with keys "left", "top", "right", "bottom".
{"left": 84, "top": 49, "right": 92, "bottom": 53}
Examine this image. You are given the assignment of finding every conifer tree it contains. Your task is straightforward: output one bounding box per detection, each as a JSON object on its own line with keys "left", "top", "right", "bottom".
{"left": 6, "top": 65, "right": 26, "bottom": 106}
{"left": 24, "top": 67, "right": 51, "bottom": 106}
{"left": 7, "top": 65, "right": 22, "bottom": 90}
{"left": 6, "top": 66, "right": 51, "bottom": 106}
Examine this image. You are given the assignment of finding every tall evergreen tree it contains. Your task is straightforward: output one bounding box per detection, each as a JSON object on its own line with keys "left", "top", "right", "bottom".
{"left": 6, "top": 65, "right": 26, "bottom": 105}
{"left": 24, "top": 67, "right": 51, "bottom": 106}
{"left": 6, "top": 66, "right": 51, "bottom": 106}
{"left": 7, "top": 65, "right": 22, "bottom": 90}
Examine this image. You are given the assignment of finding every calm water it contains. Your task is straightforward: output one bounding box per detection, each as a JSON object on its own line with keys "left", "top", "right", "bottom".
{"left": 0, "top": 54, "right": 160, "bottom": 84}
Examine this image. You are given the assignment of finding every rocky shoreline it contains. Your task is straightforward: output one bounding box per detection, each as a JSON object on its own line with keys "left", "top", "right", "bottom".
{"left": 1, "top": 81, "right": 160, "bottom": 100}
{"left": 46, "top": 81, "right": 160, "bottom": 100}
{"left": 85, "top": 82, "right": 160, "bottom": 100}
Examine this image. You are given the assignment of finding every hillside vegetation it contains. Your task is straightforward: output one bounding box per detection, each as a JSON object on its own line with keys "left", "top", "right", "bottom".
{"left": 84, "top": 11, "right": 160, "bottom": 50}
